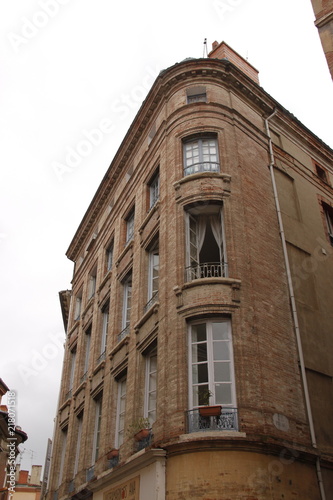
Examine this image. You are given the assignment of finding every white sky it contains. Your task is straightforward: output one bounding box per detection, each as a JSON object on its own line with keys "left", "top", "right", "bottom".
{"left": 0, "top": 0, "right": 332, "bottom": 474}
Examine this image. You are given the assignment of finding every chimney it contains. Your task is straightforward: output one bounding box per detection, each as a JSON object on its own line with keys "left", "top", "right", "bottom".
{"left": 18, "top": 470, "right": 29, "bottom": 485}
{"left": 30, "top": 465, "right": 42, "bottom": 485}
{"left": 208, "top": 41, "right": 259, "bottom": 85}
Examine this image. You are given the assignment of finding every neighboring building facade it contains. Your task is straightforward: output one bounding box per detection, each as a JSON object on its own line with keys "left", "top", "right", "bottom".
{"left": 0, "top": 380, "right": 28, "bottom": 500}
{"left": 12, "top": 466, "right": 42, "bottom": 500}
{"left": 310, "top": 0, "right": 333, "bottom": 78}
{"left": 46, "top": 42, "right": 333, "bottom": 500}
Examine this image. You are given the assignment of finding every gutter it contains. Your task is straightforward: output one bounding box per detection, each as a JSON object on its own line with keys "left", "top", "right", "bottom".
{"left": 264, "top": 110, "right": 326, "bottom": 500}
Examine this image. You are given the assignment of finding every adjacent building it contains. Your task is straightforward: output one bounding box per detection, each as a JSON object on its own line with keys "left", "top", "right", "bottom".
{"left": 46, "top": 42, "right": 333, "bottom": 499}
{"left": 310, "top": 0, "right": 333, "bottom": 78}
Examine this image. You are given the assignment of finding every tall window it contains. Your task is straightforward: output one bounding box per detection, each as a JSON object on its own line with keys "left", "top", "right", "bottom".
{"left": 99, "top": 303, "right": 109, "bottom": 361}
{"left": 188, "top": 319, "right": 236, "bottom": 409}
{"left": 106, "top": 241, "right": 114, "bottom": 272}
{"left": 73, "top": 413, "right": 83, "bottom": 477}
{"left": 115, "top": 377, "right": 127, "bottom": 448}
{"left": 74, "top": 292, "right": 82, "bottom": 321}
{"left": 88, "top": 268, "right": 97, "bottom": 299}
{"left": 185, "top": 203, "right": 227, "bottom": 281}
{"left": 67, "top": 348, "right": 76, "bottom": 398}
{"left": 147, "top": 242, "right": 159, "bottom": 308}
{"left": 323, "top": 203, "right": 333, "bottom": 245}
{"left": 92, "top": 396, "right": 103, "bottom": 464}
{"left": 119, "top": 274, "right": 132, "bottom": 340}
{"left": 126, "top": 210, "right": 135, "bottom": 244}
{"left": 144, "top": 349, "right": 157, "bottom": 426}
{"left": 149, "top": 171, "right": 160, "bottom": 209}
{"left": 183, "top": 136, "right": 219, "bottom": 176}
{"left": 58, "top": 427, "right": 67, "bottom": 487}
{"left": 82, "top": 327, "right": 91, "bottom": 381}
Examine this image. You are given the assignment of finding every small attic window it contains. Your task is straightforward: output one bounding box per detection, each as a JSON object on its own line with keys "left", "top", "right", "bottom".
{"left": 315, "top": 164, "right": 328, "bottom": 184}
{"left": 186, "top": 86, "right": 207, "bottom": 104}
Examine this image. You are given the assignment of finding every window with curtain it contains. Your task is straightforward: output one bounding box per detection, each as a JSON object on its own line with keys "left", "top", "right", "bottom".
{"left": 185, "top": 203, "right": 227, "bottom": 281}
{"left": 144, "top": 348, "right": 157, "bottom": 426}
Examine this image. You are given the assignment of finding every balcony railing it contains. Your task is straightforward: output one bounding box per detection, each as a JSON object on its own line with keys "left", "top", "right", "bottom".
{"left": 136, "top": 430, "right": 153, "bottom": 452}
{"left": 187, "top": 408, "right": 238, "bottom": 433}
{"left": 143, "top": 292, "right": 159, "bottom": 314}
{"left": 118, "top": 325, "right": 130, "bottom": 343}
{"left": 64, "top": 389, "right": 72, "bottom": 401}
{"left": 80, "top": 372, "right": 87, "bottom": 384}
{"left": 185, "top": 262, "right": 227, "bottom": 282}
{"left": 97, "top": 350, "right": 106, "bottom": 365}
{"left": 86, "top": 466, "right": 95, "bottom": 482}
{"left": 184, "top": 161, "right": 220, "bottom": 176}
{"left": 107, "top": 456, "right": 119, "bottom": 469}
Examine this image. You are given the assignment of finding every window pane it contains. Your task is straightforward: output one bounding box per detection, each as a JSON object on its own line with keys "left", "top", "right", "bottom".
{"left": 192, "top": 343, "right": 207, "bottom": 363}
{"left": 214, "top": 361, "right": 230, "bottom": 382}
{"left": 195, "top": 363, "right": 208, "bottom": 383}
{"left": 212, "top": 322, "right": 229, "bottom": 340}
{"left": 215, "top": 383, "right": 232, "bottom": 405}
{"left": 191, "top": 323, "right": 206, "bottom": 343}
{"left": 213, "top": 341, "right": 230, "bottom": 360}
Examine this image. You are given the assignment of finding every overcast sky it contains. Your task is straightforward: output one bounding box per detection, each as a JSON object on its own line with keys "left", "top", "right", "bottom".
{"left": 0, "top": 0, "right": 332, "bottom": 474}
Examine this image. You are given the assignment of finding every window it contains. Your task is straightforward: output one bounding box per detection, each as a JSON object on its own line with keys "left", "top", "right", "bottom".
{"left": 74, "top": 292, "right": 82, "bottom": 321}
{"left": 126, "top": 210, "right": 135, "bottom": 244}
{"left": 149, "top": 171, "right": 160, "bottom": 209}
{"left": 115, "top": 377, "right": 127, "bottom": 448}
{"left": 82, "top": 327, "right": 91, "bottom": 381}
{"left": 316, "top": 164, "right": 328, "bottom": 183}
{"left": 67, "top": 348, "right": 76, "bottom": 397}
{"left": 88, "top": 268, "right": 97, "bottom": 299}
{"left": 185, "top": 203, "right": 227, "bottom": 281}
{"left": 119, "top": 274, "right": 132, "bottom": 341}
{"left": 92, "top": 396, "right": 103, "bottom": 464}
{"left": 106, "top": 241, "right": 114, "bottom": 272}
{"left": 99, "top": 303, "right": 109, "bottom": 361}
{"left": 188, "top": 319, "right": 236, "bottom": 409}
{"left": 186, "top": 86, "right": 207, "bottom": 104}
{"left": 58, "top": 427, "right": 67, "bottom": 487}
{"left": 146, "top": 241, "right": 159, "bottom": 310}
{"left": 73, "top": 413, "right": 83, "bottom": 477}
{"left": 323, "top": 203, "right": 333, "bottom": 245}
{"left": 183, "top": 136, "right": 219, "bottom": 176}
{"left": 144, "top": 349, "right": 157, "bottom": 426}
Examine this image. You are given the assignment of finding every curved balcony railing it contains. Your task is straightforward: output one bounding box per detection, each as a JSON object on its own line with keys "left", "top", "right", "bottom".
{"left": 144, "top": 291, "right": 159, "bottom": 314}
{"left": 185, "top": 262, "right": 227, "bottom": 282}
{"left": 118, "top": 325, "right": 130, "bottom": 343}
{"left": 184, "top": 161, "right": 220, "bottom": 176}
{"left": 97, "top": 350, "right": 106, "bottom": 364}
{"left": 187, "top": 407, "right": 238, "bottom": 433}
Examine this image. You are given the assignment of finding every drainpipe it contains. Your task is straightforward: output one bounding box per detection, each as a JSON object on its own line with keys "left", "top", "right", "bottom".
{"left": 264, "top": 110, "right": 326, "bottom": 500}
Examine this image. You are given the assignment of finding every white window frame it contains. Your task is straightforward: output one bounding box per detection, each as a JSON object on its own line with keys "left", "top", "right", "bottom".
{"left": 74, "top": 294, "right": 82, "bottom": 321}
{"left": 144, "top": 349, "right": 157, "bottom": 426}
{"left": 323, "top": 204, "right": 333, "bottom": 244}
{"left": 100, "top": 304, "right": 109, "bottom": 356}
{"left": 185, "top": 204, "right": 227, "bottom": 279}
{"left": 122, "top": 275, "right": 132, "bottom": 330}
{"left": 115, "top": 377, "right": 127, "bottom": 448}
{"left": 188, "top": 319, "right": 236, "bottom": 409}
{"left": 83, "top": 328, "right": 91, "bottom": 376}
{"left": 183, "top": 136, "right": 219, "bottom": 176}
{"left": 73, "top": 414, "right": 83, "bottom": 477}
{"left": 68, "top": 349, "right": 76, "bottom": 391}
{"left": 88, "top": 269, "right": 97, "bottom": 299}
{"left": 106, "top": 241, "right": 114, "bottom": 272}
{"left": 149, "top": 172, "right": 160, "bottom": 209}
{"left": 126, "top": 211, "right": 135, "bottom": 244}
{"left": 58, "top": 428, "right": 67, "bottom": 487}
{"left": 92, "top": 397, "right": 102, "bottom": 464}
{"left": 148, "top": 245, "right": 159, "bottom": 301}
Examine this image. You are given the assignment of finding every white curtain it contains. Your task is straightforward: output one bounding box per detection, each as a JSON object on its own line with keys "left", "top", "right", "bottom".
{"left": 197, "top": 216, "right": 206, "bottom": 252}
{"left": 210, "top": 213, "right": 223, "bottom": 261}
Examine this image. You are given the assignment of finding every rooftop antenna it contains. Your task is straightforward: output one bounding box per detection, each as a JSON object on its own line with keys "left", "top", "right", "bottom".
{"left": 203, "top": 38, "right": 208, "bottom": 58}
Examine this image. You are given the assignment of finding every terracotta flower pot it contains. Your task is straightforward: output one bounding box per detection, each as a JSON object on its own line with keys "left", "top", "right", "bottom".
{"left": 134, "top": 428, "right": 151, "bottom": 441}
{"left": 199, "top": 405, "right": 222, "bottom": 417}
{"left": 107, "top": 449, "right": 119, "bottom": 459}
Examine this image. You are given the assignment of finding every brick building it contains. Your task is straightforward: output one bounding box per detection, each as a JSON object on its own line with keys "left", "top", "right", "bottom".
{"left": 46, "top": 42, "right": 333, "bottom": 499}
{"left": 310, "top": 0, "right": 333, "bottom": 79}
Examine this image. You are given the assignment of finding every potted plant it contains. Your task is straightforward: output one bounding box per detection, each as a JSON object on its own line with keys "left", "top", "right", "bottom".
{"left": 198, "top": 388, "right": 222, "bottom": 417}
{"left": 106, "top": 448, "right": 119, "bottom": 459}
{"left": 127, "top": 417, "right": 151, "bottom": 441}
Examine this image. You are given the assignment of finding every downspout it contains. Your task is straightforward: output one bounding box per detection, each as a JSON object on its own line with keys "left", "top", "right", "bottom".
{"left": 264, "top": 110, "right": 326, "bottom": 500}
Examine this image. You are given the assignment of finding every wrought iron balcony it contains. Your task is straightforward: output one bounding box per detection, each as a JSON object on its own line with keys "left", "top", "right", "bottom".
{"left": 118, "top": 325, "right": 130, "bottom": 343}
{"left": 64, "top": 389, "right": 72, "bottom": 401}
{"left": 97, "top": 350, "right": 106, "bottom": 364}
{"left": 184, "top": 161, "right": 220, "bottom": 176}
{"left": 185, "top": 262, "right": 227, "bottom": 282}
{"left": 80, "top": 372, "right": 87, "bottom": 384}
{"left": 187, "top": 407, "right": 238, "bottom": 433}
{"left": 107, "top": 455, "right": 119, "bottom": 469}
{"left": 86, "top": 465, "right": 95, "bottom": 482}
{"left": 143, "top": 292, "right": 159, "bottom": 314}
{"left": 136, "top": 430, "right": 153, "bottom": 452}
